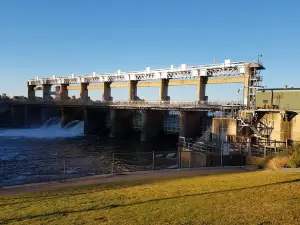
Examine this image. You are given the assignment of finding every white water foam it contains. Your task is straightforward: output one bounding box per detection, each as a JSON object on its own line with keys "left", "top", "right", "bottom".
{"left": 0, "top": 118, "right": 84, "bottom": 139}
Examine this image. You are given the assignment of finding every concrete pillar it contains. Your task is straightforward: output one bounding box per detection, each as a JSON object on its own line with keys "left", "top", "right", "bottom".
{"left": 159, "top": 79, "right": 169, "bottom": 101}
{"left": 196, "top": 77, "right": 208, "bottom": 102}
{"left": 102, "top": 82, "right": 111, "bottom": 102}
{"left": 180, "top": 111, "right": 206, "bottom": 138}
{"left": 141, "top": 111, "right": 165, "bottom": 141}
{"left": 110, "top": 109, "right": 133, "bottom": 138}
{"left": 42, "top": 84, "right": 52, "bottom": 101}
{"left": 27, "top": 83, "right": 36, "bottom": 100}
{"left": 11, "top": 105, "right": 25, "bottom": 128}
{"left": 128, "top": 80, "right": 138, "bottom": 101}
{"left": 59, "top": 84, "right": 69, "bottom": 101}
{"left": 84, "top": 108, "right": 108, "bottom": 134}
{"left": 80, "top": 83, "right": 89, "bottom": 102}
{"left": 243, "top": 65, "right": 250, "bottom": 107}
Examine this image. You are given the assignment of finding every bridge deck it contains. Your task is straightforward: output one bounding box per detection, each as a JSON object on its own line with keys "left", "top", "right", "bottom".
{"left": 7, "top": 100, "right": 242, "bottom": 111}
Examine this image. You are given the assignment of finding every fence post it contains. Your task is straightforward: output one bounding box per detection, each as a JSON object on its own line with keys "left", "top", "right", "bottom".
{"left": 189, "top": 151, "right": 191, "bottom": 168}
{"left": 220, "top": 143, "right": 223, "bottom": 167}
{"left": 63, "top": 160, "right": 66, "bottom": 181}
{"left": 240, "top": 143, "right": 242, "bottom": 167}
{"left": 264, "top": 146, "right": 267, "bottom": 158}
{"left": 111, "top": 154, "right": 115, "bottom": 175}
{"left": 152, "top": 151, "right": 155, "bottom": 171}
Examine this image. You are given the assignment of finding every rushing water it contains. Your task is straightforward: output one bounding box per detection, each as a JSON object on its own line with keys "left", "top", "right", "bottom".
{"left": 0, "top": 118, "right": 177, "bottom": 186}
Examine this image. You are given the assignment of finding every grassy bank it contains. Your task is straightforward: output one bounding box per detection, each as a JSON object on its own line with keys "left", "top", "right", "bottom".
{"left": 1, "top": 171, "right": 300, "bottom": 225}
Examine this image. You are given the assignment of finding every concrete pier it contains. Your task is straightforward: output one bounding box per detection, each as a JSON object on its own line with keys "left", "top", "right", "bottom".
{"left": 27, "top": 83, "right": 36, "bottom": 100}
{"left": 102, "top": 82, "right": 111, "bottom": 101}
{"left": 59, "top": 84, "right": 69, "bottom": 101}
{"left": 128, "top": 81, "right": 138, "bottom": 101}
{"left": 43, "top": 84, "right": 52, "bottom": 101}
{"left": 159, "top": 79, "right": 169, "bottom": 101}
{"left": 141, "top": 111, "right": 165, "bottom": 141}
{"left": 80, "top": 83, "right": 89, "bottom": 102}
{"left": 196, "top": 77, "right": 207, "bottom": 102}
{"left": 61, "top": 107, "right": 84, "bottom": 127}
{"left": 110, "top": 109, "right": 133, "bottom": 138}
{"left": 84, "top": 108, "right": 108, "bottom": 134}
{"left": 180, "top": 111, "right": 206, "bottom": 138}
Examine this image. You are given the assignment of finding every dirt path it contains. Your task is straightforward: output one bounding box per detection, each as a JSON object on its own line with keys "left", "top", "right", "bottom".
{"left": 0, "top": 167, "right": 250, "bottom": 195}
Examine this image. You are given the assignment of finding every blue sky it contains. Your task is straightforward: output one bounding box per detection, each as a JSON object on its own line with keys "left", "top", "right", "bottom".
{"left": 0, "top": 0, "right": 300, "bottom": 101}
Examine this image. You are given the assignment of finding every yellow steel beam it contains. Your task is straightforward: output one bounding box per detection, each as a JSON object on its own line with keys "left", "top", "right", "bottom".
{"left": 168, "top": 80, "right": 197, "bottom": 86}
{"left": 88, "top": 85, "right": 103, "bottom": 90}
{"left": 34, "top": 87, "right": 43, "bottom": 91}
{"left": 137, "top": 81, "right": 160, "bottom": 87}
{"left": 45, "top": 76, "right": 244, "bottom": 92}
{"left": 67, "top": 86, "right": 80, "bottom": 90}
{"left": 207, "top": 76, "right": 244, "bottom": 84}
{"left": 110, "top": 83, "right": 128, "bottom": 88}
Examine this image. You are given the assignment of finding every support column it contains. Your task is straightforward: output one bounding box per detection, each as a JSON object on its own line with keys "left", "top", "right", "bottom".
{"left": 196, "top": 77, "right": 207, "bottom": 102}
{"left": 141, "top": 111, "right": 165, "bottom": 141}
{"left": 42, "top": 84, "right": 52, "bottom": 102}
{"left": 243, "top": 66, "right": 250, "bottom": 107}
{"left": 110, "top": 109, "right": 133, "bottom": 138}
{"left": 102, "top": 82, "right": 111, "bottom": 101}
{"left": 84, "top": 108, "right": 107, "bottom": 134}
{"left": 59, "top": 84, "right": 69, "bottom": 101}
{"left": 128, "top": 80, "right": 138, "bottom": 101}
{"left": 159, "top": 79, "right": 169, "bottom": 101}
{"left": 180, "top": 111, "right": 206, "bottom": 139}
{"left": 27, "top": 83, "right": 36, "bottom": 100}
{"left": 80, "top": 83, "right": 89, "bottom": 102}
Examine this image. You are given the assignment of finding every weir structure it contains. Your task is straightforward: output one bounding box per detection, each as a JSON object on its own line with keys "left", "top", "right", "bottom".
{"left": 27, "top": 59, "right": 264, "bottom": 108}
{"left": 6, "top": 59, "right": 265, "bottom": 141}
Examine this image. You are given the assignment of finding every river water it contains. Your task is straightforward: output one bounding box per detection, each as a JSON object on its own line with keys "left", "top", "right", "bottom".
{"left": 0, "top": 119, "right": 178, "bottom": 186}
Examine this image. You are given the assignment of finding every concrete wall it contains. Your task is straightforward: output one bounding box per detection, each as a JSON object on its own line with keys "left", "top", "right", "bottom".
{"left": 258, "top": 112, "right": 292, "bottom": 142}
{"left": 212, "top": 118, "right": 238, "bottom": 137}
{"left": 110, "top": 109, "right": 133, "bottom": 138}
{"left": 179, "top": 111, "right": 207, "bottom": 138}
{"left": 25, "top": 105, "right": 42, "bottom": 127}
{"left": 61, "top": 107, "right": 84, "bottom": 127}
{"left": 84, "top": 108, "right": 108, "bottom": 134}
{"left": 141, "top": 111, "right": 165, "bottom": 141}
{"left": 41, "top": 106, "right": 61, "bottom": 124}
{"left": 256, "top": 89, "right": 300, "bottom": 110}
{"left": 11, "top": 105, "right": 25, "bottom": 128}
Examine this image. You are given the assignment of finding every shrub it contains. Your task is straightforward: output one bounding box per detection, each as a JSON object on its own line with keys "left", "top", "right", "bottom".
{"left": 286, "top": 151, "right": 300, "bottom": 168}
{"left": 266, "top": 156, "right": 288, "bottom": 171}
{"left": 248, "top": 156, "right": 266, "bottom": 169}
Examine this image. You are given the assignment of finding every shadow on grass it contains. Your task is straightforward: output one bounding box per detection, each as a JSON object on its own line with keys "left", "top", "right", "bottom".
{"left": 1, "top": 178, "right": 300, "bottom": 224}
{"left": 1, "top": 169, "right": 248, "bottom": 201}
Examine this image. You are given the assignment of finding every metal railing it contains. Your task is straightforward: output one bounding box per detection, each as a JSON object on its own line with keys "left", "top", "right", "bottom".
{"left": 8, "top": 99, "right": 242, "bottom": 108}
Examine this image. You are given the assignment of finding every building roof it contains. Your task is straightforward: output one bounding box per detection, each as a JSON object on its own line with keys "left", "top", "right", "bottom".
{"left": 258, "top": 88, "right": 300, "bottom": 91}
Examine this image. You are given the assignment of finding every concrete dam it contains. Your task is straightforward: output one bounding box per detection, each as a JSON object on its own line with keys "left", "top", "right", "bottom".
{"left": 4, "top": 102, "right": 213, "bottom": 141}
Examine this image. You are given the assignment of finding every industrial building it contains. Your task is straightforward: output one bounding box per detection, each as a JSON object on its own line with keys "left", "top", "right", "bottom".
{"left": 212, "top": 88, "right": 300, "bottom": 149}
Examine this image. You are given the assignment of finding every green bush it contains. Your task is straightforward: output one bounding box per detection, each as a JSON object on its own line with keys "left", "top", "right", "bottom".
{"left": 279, "top": 144, "right": 300, "bottom": 168}
{"left": 286, "top": 151, "right": 300, "bottom": 168}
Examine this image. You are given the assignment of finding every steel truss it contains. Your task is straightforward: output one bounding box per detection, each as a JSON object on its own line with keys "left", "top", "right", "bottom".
{"left": 28, "top": 60, "right": 264, "bottom": 86}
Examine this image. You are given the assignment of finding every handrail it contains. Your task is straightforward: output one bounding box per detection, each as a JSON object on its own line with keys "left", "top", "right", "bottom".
{"left": 6, "top": 99, "right": 242, "bottom": 108}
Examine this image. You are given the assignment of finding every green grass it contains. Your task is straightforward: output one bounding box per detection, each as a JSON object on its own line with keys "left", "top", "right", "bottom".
{"left": 1, "top": 171, "right": 300, "bottom": 225}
